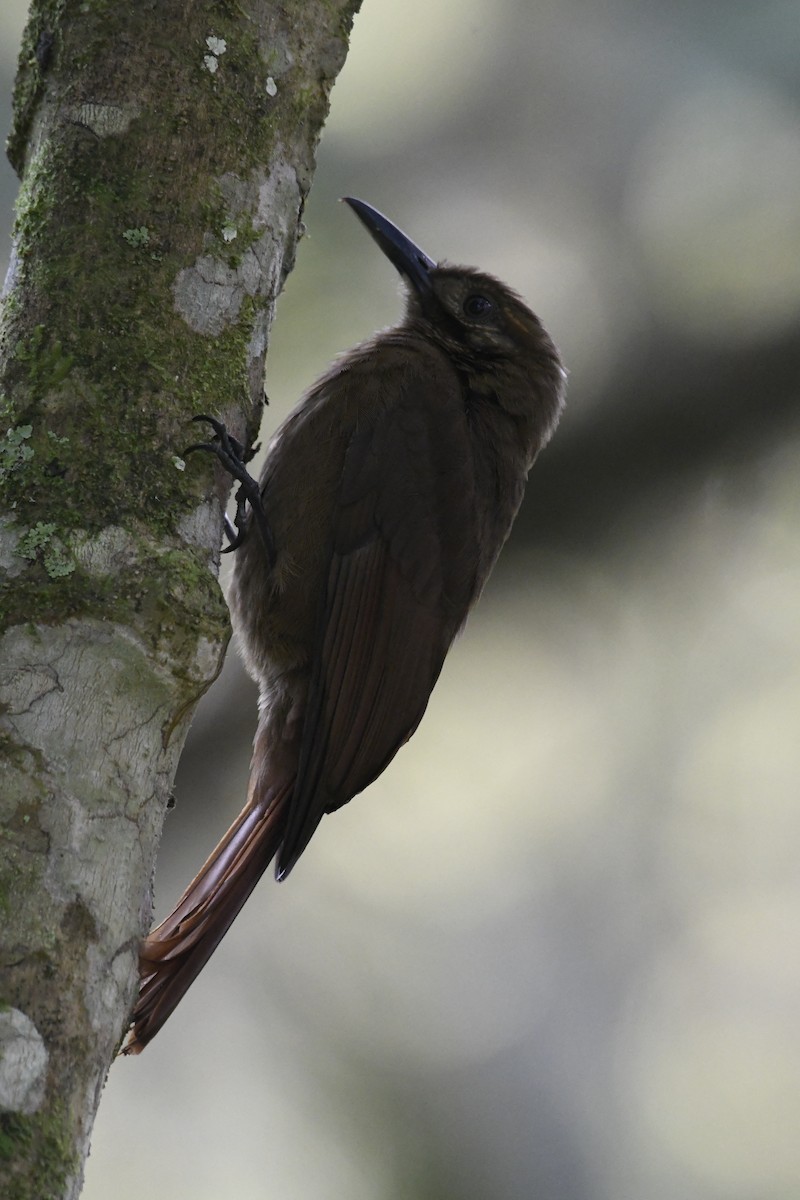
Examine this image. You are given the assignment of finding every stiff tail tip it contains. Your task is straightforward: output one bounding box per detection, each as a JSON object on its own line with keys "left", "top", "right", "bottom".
{"left": 122, "top": 790, "right": 289, "bottom": 1054}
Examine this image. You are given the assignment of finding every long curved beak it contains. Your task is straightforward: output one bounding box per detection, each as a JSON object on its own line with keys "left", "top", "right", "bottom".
{"left": 342, "top": 197, "right": 436, "bottom": 294}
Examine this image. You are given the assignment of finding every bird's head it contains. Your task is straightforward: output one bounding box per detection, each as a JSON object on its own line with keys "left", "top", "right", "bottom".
{"left": 343, "top": 197, "right": 566, "bottom": 441}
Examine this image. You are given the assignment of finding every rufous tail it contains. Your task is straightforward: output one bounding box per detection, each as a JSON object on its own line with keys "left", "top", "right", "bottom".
{"left": 123, "top": 783, "right": 290, "bottom": 1054}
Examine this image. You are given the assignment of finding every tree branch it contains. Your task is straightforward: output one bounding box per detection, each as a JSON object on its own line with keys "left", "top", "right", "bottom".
{"left": 0, "top": 2, "right": 362, "bottom": 1195}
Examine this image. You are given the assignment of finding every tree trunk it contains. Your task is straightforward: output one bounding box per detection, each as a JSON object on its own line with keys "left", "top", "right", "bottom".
{"left": 0, "top": 2, "right": 362, "bottom": 1195}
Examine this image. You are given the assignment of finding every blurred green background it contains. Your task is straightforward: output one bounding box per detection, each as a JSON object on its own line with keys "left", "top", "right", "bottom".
{"left": 3, "top": 2, "right": 800, "bottom": 1197}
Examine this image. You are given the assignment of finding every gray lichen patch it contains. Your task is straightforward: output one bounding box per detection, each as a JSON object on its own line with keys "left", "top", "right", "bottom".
{"left": 254, "top": 156, "right": 300, "bottom": 238}
{"left": 248, "top": 315, "right": 268, "bottom": 365}
{"left": 177, "top": 499, "right": 224, "bottom": 555}
{"left": 0, "top": 1008, "right": 49, "bottom": 1114}
{"left": 192, "top": 634, "right": 225, "bottom": 685}
{"left": 63, "top": 102, "right": 142, "bottom": 139}
{"left": 174, "top": 252, "right": 261, "bottom": 336}
{"left": 85, "top": 944, "right": 138, "bottom": 1035}
{"left": 203, "top": 33, "right": 228, "bottom": 74}
{"left": 174, "top": 160, "right": 301, "bottom": 337}
{"left": 0, "top": 515, "right": 24, "bottom": 576}
{"left": 70, "top": 526, "right": 140, "bottom": 576}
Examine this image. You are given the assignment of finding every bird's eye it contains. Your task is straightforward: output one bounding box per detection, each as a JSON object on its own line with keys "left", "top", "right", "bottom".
{"left": 463, "top": 294, "right": 494, "bottom": 318}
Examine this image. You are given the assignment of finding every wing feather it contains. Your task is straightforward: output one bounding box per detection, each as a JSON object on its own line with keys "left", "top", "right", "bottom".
{"left": 277, "top": 355, "right": 478, "bottom": 877}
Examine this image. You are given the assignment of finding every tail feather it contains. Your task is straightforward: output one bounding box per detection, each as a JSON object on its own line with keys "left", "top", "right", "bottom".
{"left": 123, "top": 784, "right": 290, "bottom": 1054}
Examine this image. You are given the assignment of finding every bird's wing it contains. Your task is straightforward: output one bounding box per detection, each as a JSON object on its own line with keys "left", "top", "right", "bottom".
{"left": 277, "top": 355, "right": 477, "bottom": 877}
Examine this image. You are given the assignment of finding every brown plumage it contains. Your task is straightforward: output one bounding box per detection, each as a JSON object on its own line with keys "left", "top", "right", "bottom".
{"left": 124, "top": 198, "right": 566, "bottom": 1053}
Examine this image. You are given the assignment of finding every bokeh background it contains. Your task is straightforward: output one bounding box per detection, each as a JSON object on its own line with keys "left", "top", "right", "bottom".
{"left": 3, "top": 2, "right": 800, "bottom": 1197}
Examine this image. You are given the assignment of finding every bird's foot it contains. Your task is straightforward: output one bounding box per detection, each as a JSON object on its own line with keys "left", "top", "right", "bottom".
{"left": 184, "top": 415, "right": 275, "bottom": 565}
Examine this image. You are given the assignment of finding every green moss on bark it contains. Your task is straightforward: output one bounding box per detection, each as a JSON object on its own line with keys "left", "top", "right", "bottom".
{"left": 0, "top": 1103, "right": 77, "bottom": 1200}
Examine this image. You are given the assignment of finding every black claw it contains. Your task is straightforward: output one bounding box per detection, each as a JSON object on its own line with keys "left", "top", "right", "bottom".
{"left": 223, "top": 514, "right": 237, "bottom": 545}
{"left": 184, "top": 416, "right": 276, "bottom": 567}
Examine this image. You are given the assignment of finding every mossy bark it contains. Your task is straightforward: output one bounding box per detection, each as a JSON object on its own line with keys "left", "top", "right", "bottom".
{"left": 0, "top": 1, "right": 362, "bottom": 1196}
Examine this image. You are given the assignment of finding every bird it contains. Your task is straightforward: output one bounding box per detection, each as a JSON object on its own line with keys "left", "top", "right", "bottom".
{"left": 123, "top": 197, "right": 566, "bottom": 1053}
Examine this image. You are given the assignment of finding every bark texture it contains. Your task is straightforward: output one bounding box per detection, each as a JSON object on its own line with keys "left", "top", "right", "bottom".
{"left": 0, "top": 1, "right": 362, "bottom": 1196}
